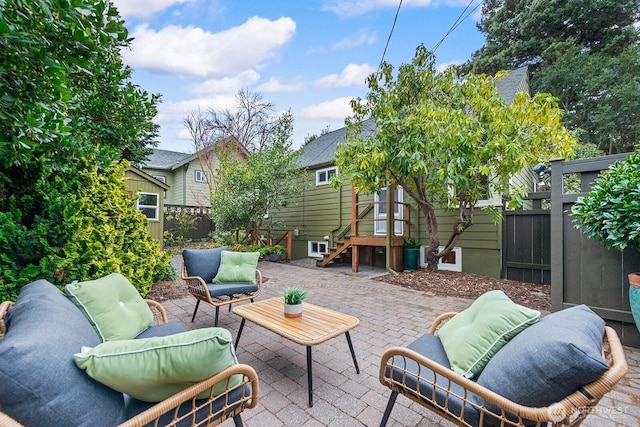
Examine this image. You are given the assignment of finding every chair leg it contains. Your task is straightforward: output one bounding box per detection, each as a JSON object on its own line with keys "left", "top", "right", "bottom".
{"left": 191, "top": 300, "right": 200, "bottom": 322}
{"left": 380, "top": 391, "right": 398, "bottom": 427}
{"left": 232, "top": 414, "right": 244, "bottom": 427}
{"left": 214, "top": 306, "right": 220, "bottom": 327}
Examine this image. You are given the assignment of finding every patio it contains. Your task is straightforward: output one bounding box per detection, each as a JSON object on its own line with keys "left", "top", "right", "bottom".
{"left": 160, "top": 260, "right": 640, "bottom": 427}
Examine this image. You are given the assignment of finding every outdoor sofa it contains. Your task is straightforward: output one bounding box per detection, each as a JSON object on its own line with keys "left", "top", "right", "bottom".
{"left": 0, "top": 274, "right": 259, "bottom": 427}
{"left": 379, "top": 290, "right": 628, "bottom": 427}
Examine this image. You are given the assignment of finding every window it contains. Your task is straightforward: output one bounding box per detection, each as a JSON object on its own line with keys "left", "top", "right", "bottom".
{"left": 308, "top": 241, "right": 328, "bottom": 257}
{"left": 420, "top": 246, "right": 462, "bottom": 272}
{"left": 152, "top": 175, "right": 166, "bottom": 184}
{"left": 316, "top": 167, "right": 337, "bottom": 185}
{"left": 195, "top": 170, "right": 206, "bottom": 183}
{"left": 137, "top": 193, "right": 159, "bottom": 221}
{"left": 449, "top": 175, "right": 503, "bottom": 208}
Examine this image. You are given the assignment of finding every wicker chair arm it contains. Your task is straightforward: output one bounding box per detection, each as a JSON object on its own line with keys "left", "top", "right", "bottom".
{"left": 0, "top": 301, "right": 14, "bottom": 339}
{"left": 380, "top": 325, "right": 628, "bottom": 426}
{"left": 0, "top": 412, "right": 24, "bottom": 427}
{"left": 428, "top": 311, "right": 458, "bottom": 335}
{"left": 145, "top": 299, "right": 169, "bottom": 325}
{"left": 119, "top": 363, "right": 259, "bottom": 427}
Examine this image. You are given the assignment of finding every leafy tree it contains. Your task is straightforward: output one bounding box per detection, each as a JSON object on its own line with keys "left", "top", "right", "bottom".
{"left": 0, "top": 0, "right": 167, "bottom": 299}
{"left": 463, "top": 0, "right": 640, "bottom": 154}
{"left": 335, "top": 45, "right": 577, "bottom": 270}
{"left": 211, "top": 111, "right": 303, "bottom": 243}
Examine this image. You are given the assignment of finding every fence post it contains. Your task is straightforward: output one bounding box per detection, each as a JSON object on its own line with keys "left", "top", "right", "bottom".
{"left": 549, "top": 158, "right": 565, "bottom": 312}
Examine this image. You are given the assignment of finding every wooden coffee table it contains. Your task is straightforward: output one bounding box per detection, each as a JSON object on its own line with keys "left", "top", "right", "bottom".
{"left": 232, "top": 297, "right": 360, "bottom": 407}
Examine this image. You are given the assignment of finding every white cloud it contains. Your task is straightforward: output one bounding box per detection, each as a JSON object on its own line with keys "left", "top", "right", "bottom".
{"left": 188, "top": 70, "right": 261, "bottom": 96}
{"left": 315, "top": 63, "right": 376, "bottom": 88}
{"left": 333, "top": 30, "right": 377, "bottom": 49}
{"left": 112, "top": 0, "right": 193, "bottom": 19}
{"left": 258, "top": 77, "right": 305, "bottom": 92}
{"left": 298, "top": 97, "right": 355, "bottom": 119}
{"left": 436, "top": 59, "right": 461, "bottom": 73}
{"left": 122, "top": 17, "right": 296, "bottom": 77}
{"left": 322, "top": 0, "right": 477, "bottom": 17}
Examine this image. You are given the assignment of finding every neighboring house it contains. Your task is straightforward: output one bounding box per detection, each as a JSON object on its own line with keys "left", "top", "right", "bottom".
{"left": 139, "top": 148, "right": 212, "bottom": 208}
{"left": 271, "top": 66, "right": 538, "bottom": 278}
{"left": 125, "top": 166, "right": 170, "bottom": 241}
{"left": 139, "top": 138, "right": 248, "bottom": 210}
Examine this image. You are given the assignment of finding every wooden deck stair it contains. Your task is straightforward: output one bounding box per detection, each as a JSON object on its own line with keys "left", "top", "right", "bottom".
{"left": 316, "top": 237, "right": 352, "bottom": 267}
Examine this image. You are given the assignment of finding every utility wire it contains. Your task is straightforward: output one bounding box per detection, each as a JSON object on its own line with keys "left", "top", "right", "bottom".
{"left": 378, "top": 0, "right": 403, "bottom": 70}
{"left": 432, "top": 0, "right": 482, "bottom": 54}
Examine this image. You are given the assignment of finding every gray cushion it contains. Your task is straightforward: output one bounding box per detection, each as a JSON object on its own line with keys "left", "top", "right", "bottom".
{"left": 136, "top": 321, "right": 186, "bottom": 339}
{"left": 183, "top": 246, "right": 228, "bottom": 283}
{"left": 125, "top": 383, "right": 251, "bottom": 426}
{"left": 385, "top": 334, "right": 480, "bottom": 426}
{"left": 206, "top": 283, "right": 259, "bottom": 297}
{"left": 473, "top": 305, "right": 609, "bottom": 425}
{"left": 0, "top": 280, "right": 126, "bottom": 427}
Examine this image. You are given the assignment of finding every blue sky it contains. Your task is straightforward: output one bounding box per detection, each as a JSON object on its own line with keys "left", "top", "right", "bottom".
{"left": 111, "top": 0, "right": 486, "bottom": 153}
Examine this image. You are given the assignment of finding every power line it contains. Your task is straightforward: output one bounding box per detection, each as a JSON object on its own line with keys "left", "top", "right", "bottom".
{"left": 378, "top": 0, "right": 403, "bottom": 70}
{"left": 432, "top": 0, "right": 482, "bottom": 54}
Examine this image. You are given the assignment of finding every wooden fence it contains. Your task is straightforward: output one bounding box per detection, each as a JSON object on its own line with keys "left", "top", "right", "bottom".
{"left": 550, "top": 154, "right": 640, "bottom": 347}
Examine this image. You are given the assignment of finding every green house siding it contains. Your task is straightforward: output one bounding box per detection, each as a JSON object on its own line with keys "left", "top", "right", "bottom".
{"left": 125, "top": 168, "right": 169, "bottom": 242}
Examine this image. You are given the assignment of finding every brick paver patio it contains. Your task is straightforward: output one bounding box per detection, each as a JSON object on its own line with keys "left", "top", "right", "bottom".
{"left": 160, "top": 259, "right": 640, "bottom": 427}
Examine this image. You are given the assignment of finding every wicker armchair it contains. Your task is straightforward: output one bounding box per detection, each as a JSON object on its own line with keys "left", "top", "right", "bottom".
{"left": 182, "top": 248, "right": 262, "bottom": 326}
{"left": 0, "top": 298, "right": 259, "bottom": 427}
{"left": 379, "top": 311, "right": 628, "bottom": 427}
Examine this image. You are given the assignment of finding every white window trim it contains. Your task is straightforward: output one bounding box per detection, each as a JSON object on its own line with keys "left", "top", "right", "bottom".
{"left": 316, "top": 166, "right": 338, "bottom": 186}
{"left": 152, "top": 175, "right": 166, "bottom": 184}
{"left": 420, "top": 245, "right": 462, "bottom": 272}
{"left": 195, "top": 170, "right": 206, "bottom": 183}
{"left": 374, "top": 187, "right": 404, "bottom": 236}
{"left": 137, "top": 192, "right": 159, "bottom": 221}
{"left": 308, "top": 241, "right": 328, "bottom": 257}
{"left": 448, "top": 176, "right": 510, "bottom": 208}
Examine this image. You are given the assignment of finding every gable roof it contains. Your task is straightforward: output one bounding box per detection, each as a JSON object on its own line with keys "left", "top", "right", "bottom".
{"left": 495, "top": 65, "right": 529, "bottom": 104}
{"left": 143, "top": 148, "right": 192, "bottom": 170}
{"left": 142, "top": 137, "right": 249, "bottom": 171}
{"left": 298, "top": 67, "right": 530, "bottom": 169}
{"left": 298, "top": 118, "right": 376, "bottom": 169}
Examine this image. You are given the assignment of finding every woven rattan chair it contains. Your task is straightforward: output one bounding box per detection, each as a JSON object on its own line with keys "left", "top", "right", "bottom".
{"left": 181, "top": 248, "right": 262, "bottom": 326}
{"left": 0, "top": 299, "right": 260, "bottom": 427}
{"left": 379, "top": 311, "right": 628, "bottom": 427}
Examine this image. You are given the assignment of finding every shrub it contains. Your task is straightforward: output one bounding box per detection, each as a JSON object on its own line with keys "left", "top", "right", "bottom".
{"left": 0, "top": 162, "right": 171, "bottom": 301}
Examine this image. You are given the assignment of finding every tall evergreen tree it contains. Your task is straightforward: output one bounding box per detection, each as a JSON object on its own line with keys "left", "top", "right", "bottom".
{"left": 463, "top": 0, "right": 640, "bottom": 154}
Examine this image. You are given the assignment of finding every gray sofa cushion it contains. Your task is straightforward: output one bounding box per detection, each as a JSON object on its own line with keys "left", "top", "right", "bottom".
{"left": 473, "top": 304, "right": 609, "bottom": 425}
{"left": 136, "top": 321, "right": 186, "bottom": 339}
{"left": 183, "top": 246, "right": 228, "bottom": 283}
{"left": 386, "top": 334, "right": 480, "bottom": 426}
{"left": 0, "top": 280, "right": 126, "bottom": 427}
{"left": 206, "top": 282, "right": 259, "bottom": 297}
{"left": 125, "top": 383, "right": 251, "bottom": 426}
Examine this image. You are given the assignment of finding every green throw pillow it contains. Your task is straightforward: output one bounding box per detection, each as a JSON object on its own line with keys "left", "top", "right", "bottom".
{"left": 212, "top": 251, "right": 260, "bottom": 284}
{"left": 74, "top": 327, "right": 241, "bottom": 402}
{"left": 437, "top": 290, "right": 540, "bottom": 378}
{"left": 65, "top": 273, "right": 153, "bottom": 342}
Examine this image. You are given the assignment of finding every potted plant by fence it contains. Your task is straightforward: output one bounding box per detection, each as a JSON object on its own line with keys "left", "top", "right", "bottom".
{"left": 403, "top": 237, "right": 421, "bottom": 271}
{"left": 282, "top": 287, "right": 308, "bottom": 318}
{"left": 570, "top": 151, "right": 640, "bottom": 331}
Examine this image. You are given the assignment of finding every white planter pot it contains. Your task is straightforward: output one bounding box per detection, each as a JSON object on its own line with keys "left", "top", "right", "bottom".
{"left": 284, "top": 303, "right": 302, "bottom": 318}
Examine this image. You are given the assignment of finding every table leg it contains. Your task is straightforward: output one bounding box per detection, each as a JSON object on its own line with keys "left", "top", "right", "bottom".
{"left": 306, "top": 346, "right": 313, "bottom": 407}
{"left": 234, "top": 319, "right": 246, "bottom": 349}
{"left": 345, "top": 332, "right": 360, "bottom": 374}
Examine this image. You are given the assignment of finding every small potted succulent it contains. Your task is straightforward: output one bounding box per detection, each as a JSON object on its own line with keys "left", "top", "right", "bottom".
{"left": 570, "top": 151, "right": 640, "bottom": 331}
{"left": 282, "top": 287, "right": 308, "bottom": 318}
